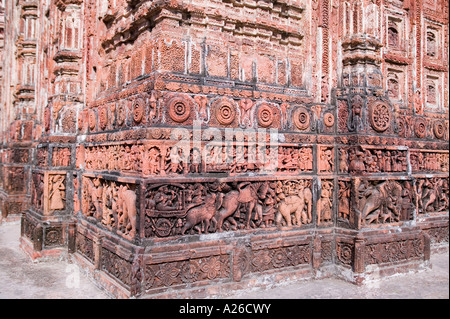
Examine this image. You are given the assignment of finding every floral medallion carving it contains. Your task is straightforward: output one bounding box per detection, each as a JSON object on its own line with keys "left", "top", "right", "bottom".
{"left": 292, "top": 106, "right": 310, "bottom": 130}
{"left": 257, "top": 103, "right": 274, "bottom": 128}
{"left": 369, "top": 101, "right": 391, "bottom": 132}
{"left": 167, "top": 94, "right": 192, "bottom": 123}
{"left": 323, "top": 112, "right": 335, "bottom": 127}
{"left": 337, "top": 242, "right": 353, "bottom": 265}
{"left": 45, "top": 228, "right": 63, "bottom": 247}
{"left": 132, "top": 97, "right": 145, "bottom": 124}
{"left": 433, "top": 120, "right": 445, "bottom": 139}
{"left": 213, "top": 97, "right": 236, "bottom": 125}
{"left": 414, "top": 118, "right": 427, "bottom": 138}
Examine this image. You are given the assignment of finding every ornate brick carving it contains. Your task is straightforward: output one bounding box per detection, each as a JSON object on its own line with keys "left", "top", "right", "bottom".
{"left": 369, "top": 101, "right": 392, "bottom": 132}
{"left": 0, "top": 0, "right": 448, "bottom": 299}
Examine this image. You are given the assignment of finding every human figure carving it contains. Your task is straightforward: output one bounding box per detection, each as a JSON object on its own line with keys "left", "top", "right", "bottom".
{"left": 338, "top": 181, "right": 350, "bottom": 220}
{"left": 317, "top": 181, "right": 333, "bottom": 225}
{"left": 339, "top": 149, "right": 349, "bottom": 173}
{"left": 49, "top": 175, "right": 65, "bottom": 211}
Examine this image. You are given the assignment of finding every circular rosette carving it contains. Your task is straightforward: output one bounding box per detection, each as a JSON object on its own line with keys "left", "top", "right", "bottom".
{"left": 200, "top": 256, "right": 222, "bottom": 280}
{"left": 414, "top": 118, "right": 427, "bottom": 138}
{"left": 45, "top": 229, "right": 61, "bottom": 245}
{"left": 337, "top": 243, "right": 353, "bottom": 265}
{"left": 167, "top": 94, "right": 192, "bottom": 123}
{"left": 180, "top": 261, "right": 199, "bottom": 284}
{"left": 292, "top": 106, "right": 310, "bottom": 130}
{"left": 323, "top": 112, "right": 335, "bottom": 127}
{"left": 98, "top": 106, "right": 108, "bottom": 130}
{"left": 151, "top": 128, "right": 163, "bottom": 139}
{"left": 213, "top": 97, "right": 236, "bottom": 125}
{"left": 433, "top": 121, "right": 445, "bottom": 139}
{"left": 369, "top": 101, "right": 391, "bottom": 132}
{"left": 257, "top": 103, "right": 274, "bottom": 128}
{"left": 154, "top": 218, "right": 173, "bottom": 237}
{"left": 132, "top": 97, "right": 145, "bottom": 124}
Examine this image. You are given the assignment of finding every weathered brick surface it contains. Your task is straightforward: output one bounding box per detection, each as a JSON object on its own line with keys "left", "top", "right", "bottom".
{"left": 0, "top": 0, "right": 448, "bottom": 298}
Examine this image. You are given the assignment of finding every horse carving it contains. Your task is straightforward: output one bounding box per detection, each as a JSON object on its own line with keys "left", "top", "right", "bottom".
{"left": 214, "top": 181, "right": 269, "bottom": 231}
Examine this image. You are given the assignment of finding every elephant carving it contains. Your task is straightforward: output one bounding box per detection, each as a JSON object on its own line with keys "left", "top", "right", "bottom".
{"left": 117, "top": 185, "right": 137, "bottom": 237}
{"left": 276, "top": 185, "right": 312, "bottom": 227}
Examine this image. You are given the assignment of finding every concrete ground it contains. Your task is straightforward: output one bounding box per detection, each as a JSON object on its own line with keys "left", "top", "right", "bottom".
{"left": 0, "top": 221, "right": 448, "bottom": 299}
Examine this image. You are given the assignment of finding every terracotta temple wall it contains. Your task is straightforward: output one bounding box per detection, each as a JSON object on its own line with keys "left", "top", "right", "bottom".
{"left": 0, "top": 0, "right": 448, "bottom": 298}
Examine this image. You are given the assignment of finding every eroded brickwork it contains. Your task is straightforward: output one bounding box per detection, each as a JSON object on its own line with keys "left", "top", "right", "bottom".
{"left": 0, "top": 0, "right": 449, "bottom": 298}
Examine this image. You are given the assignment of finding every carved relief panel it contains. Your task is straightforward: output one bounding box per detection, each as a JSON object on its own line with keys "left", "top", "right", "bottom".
{"left": 354, "top": 178, "right": 415, "bottom": 227}
{"left": 415, "top": 177, "right": 449, "bottom": 214}
{"left": 410, "top": 150, "right": 449, "bottom": 172}
{"left": 44, "top": 172, "right": 67, "bottom": 215}
{"left": 425, "top": 74, "right": 442, "bottom": 110}
{"left": 386, "top": 15, "right": 406, "bottom": 53}
{"left": 317, "top": 179, "right": 334, "bottom": 226}
{"left": 364, "top": 238, "right": 425, "bottom": 266}
{"left": 81, "top": 176, "right": 138, "bottom": 239}
{"left": 143, "top": 179, "right": 315, "bottom": 239}
{"left": 5, "top": 167, "right": 26, "bottom": 194}
{"left": 318, "top": 146, "right": 335, "bottom": 174}
{"left": 83, "top": 139, "right": 317, "bottom": 177}
{"left": 343, "top": 146, "right": 408, "bottom": 174}
{"left": 52, "top": 147, "right": 72, "bottom": 167}
{"left": 31, "top": 172, "right": 44, "bottom": 212}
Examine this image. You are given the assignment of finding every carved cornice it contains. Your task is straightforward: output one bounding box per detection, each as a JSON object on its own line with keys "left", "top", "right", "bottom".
{"left": 53, "top": 50, "right": 82, "bottom": 63}
{"left": 342, "top": 36, "right": 383, "bottom": 51}
{"left": 14, "top": 84, "right": 35, "bottom": 101}
{"left": 18, "top": 1, "right": 38, "bottom": 9}
{"left": 384, "top": 53, "right": 411, "bottom": 65}
{"left": 54, "top": 0, "right": 83, "bottom": 10}
{"left": 423, "top": 61, "right": 448, "bottom": 72}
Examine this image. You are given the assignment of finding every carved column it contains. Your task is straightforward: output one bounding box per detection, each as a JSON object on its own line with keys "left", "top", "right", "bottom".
{"left": 19, "top": 0, "right": 83, "bottom": 259}
{"left": 332, "top": 0, "right": 444, "bottom": 284}
{"left": 0, "top": 0, "right": 39, "bottom": 223}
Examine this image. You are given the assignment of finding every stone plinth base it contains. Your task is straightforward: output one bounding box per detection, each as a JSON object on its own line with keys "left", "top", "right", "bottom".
{"left": 20, "top": 235, "right": 68, "bottom": 261}
{"left": 67, "top": 218, "right": 437, "bottom": 298}
{"left": 19, "top": 210, "right": 76, "bottom": 261}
